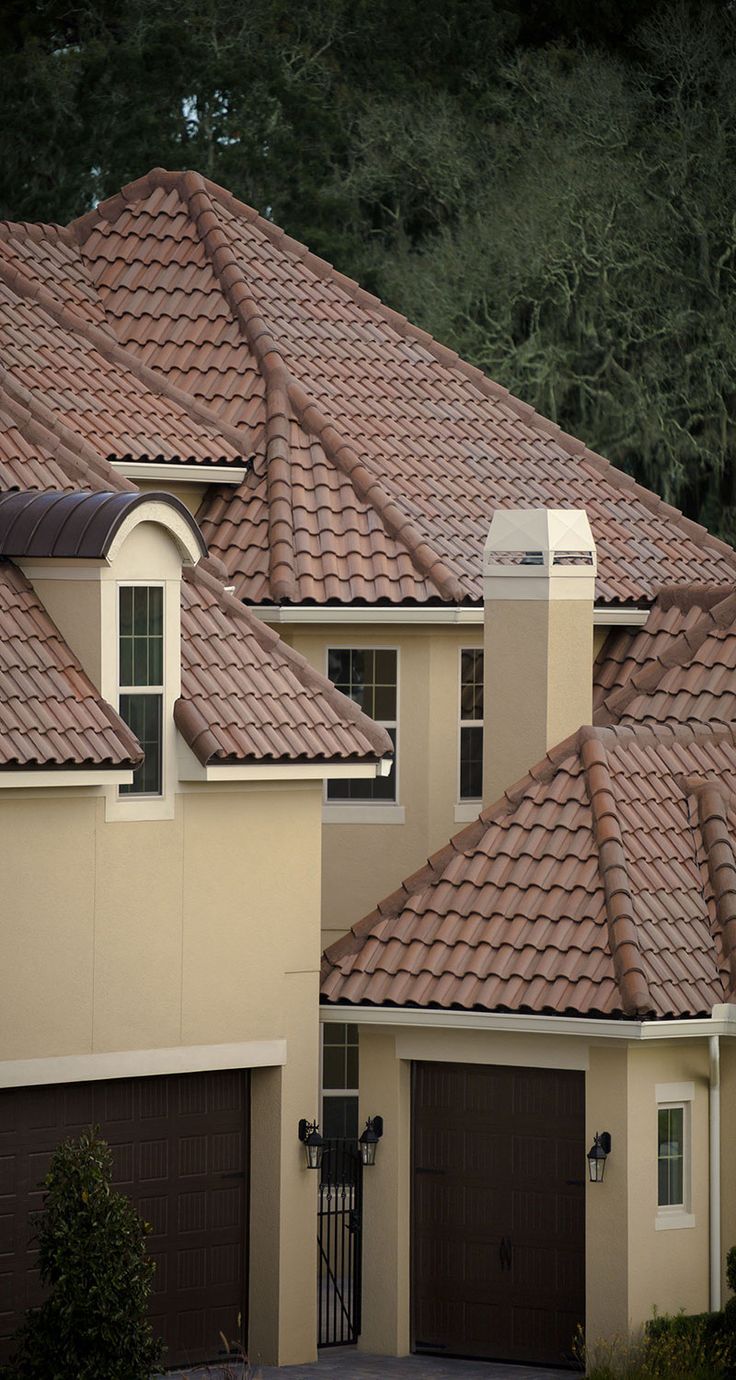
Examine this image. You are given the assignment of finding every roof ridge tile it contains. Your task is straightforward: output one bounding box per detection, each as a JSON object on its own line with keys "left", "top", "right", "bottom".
{"left": 579, "top": 729, "right": 653, "bottom": 1016}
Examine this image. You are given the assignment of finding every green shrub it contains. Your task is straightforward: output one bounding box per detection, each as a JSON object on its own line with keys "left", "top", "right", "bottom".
{"left": 578, "top": 1315, "right": 732, "bottom": 1380}
{"left": 9, "top": 1127, "right": 163, "bottom": 1379}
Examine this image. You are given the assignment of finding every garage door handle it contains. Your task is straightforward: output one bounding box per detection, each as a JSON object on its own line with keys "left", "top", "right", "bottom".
{"left": 499, "top": 1236, "right": 512, "bottom": 1270}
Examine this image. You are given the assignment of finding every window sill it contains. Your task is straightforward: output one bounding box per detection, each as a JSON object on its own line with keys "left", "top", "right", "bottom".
{"left": 322, "top": 804, "right": 405, "bottom": 825}
{"left": 655, "top": 1210, "right": 695, "bottom": 1231}
{"left": 454, "top": 800, "right": 482, "bottom": 823}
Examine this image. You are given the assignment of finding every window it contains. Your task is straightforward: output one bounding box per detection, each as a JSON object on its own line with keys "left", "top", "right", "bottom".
{"left": 459, "top": 648, "right": 484, "bottom": 800}
{"left": 118, "top": 585, "right": 164, "bottom": 796}
{"left": 658, "top": 1105, "right": 685, "bottom": 1208}
{"left": 322, "top": 1023, "right": 359, "bottom": 1139}
{"left": 326, "top": 649, "right": 397, "bottom": 801}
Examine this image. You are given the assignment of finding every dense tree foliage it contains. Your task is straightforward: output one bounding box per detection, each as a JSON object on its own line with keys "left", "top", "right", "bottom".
{"left": 1, "top": 1, "right": 734, "bottom": 539}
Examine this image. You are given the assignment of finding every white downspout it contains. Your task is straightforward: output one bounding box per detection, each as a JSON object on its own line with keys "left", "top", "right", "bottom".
{"left": 710, "top": 1034, "right": 721, "bottom": 1312}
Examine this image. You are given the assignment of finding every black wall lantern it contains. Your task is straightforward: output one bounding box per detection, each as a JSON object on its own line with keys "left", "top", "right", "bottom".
{"left": 587, "top": 1130, "right": 612, "bottom": 1182}
{"left": 359, "top": 1115, "right": 384, "bottom": 1166}
{"left": 298, "top": 1119, "right": 325, "bottom": 1170}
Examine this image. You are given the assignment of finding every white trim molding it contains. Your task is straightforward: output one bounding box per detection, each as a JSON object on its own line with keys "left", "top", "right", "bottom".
{"left": 0, "top": 768, "right": 133, "bottom": 790}
{"left": 320, "top": 1003, "right": 736, "bottom": 1041}
{"left": 0, "top": 1039, "right": 287, "bottom": 1089}
{"left": 177, "top": 738, "right": 392, "bottom": 784}
{"left": 109, "top": 462, "right": 249, "bottom": 485}
{"left": 249, "top": 604, "right": 650, "bottom": 628}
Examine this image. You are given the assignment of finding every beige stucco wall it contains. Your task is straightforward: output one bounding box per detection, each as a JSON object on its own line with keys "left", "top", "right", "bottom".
{"left": 0, "top": 778, "right": 322, "bottom": 1365}
{"left": 349, "top": 1022, "right": 724, "bottom": 1361}
{"left": 625, "top": 1040, "right": 711, "bottom": 1328}
{"left": 483, "top": 597, "right": 593, "bottom": 804}
{"left": 285, "top": 623, "right": 615, "bottom": 947}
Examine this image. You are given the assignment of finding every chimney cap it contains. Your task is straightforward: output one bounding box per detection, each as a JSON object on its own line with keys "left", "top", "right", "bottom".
{"left": 485, "top": 508, "right": 596, "bottom": 557}
{"left": 484, "top": 508, "right": 597, "bottom": 596}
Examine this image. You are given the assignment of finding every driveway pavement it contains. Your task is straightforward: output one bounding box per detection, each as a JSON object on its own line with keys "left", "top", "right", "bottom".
{"left": 170, "top": 1345, "right": 574, "bottom": 1379}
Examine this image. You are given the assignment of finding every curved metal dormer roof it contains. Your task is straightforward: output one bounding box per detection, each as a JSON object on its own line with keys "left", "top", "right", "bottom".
{"left": 0, "top": 490, "right": 207, "bottom": 562}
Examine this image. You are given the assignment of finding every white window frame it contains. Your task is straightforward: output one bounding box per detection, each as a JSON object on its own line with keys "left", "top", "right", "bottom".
{"left": 323, "top": 644, "right": 400, "bottom": 812}
{"left": 117, "top": 581, "right": 165, "bottom": 800}
{"left": 457, "top": 644, "right": 483, "bottom": 809}
{"left": 320, "top": 1022, "right": 359, "bottom": 1139}
{"left": 655, "top": 1082, "right": 695, "bottom": 1230}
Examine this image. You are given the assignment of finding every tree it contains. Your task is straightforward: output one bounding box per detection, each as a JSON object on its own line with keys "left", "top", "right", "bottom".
{"left": 10, "top": 1128, "right": 163, "bottom": 1379}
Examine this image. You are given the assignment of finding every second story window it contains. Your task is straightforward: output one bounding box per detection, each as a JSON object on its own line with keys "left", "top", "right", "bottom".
{"left": 459, "top": 648, "right": 483, "bottom": 801}
{"left": 118, "top": 585, "right": 164, "bottom": 796}
{"left": 657, "top": 1104, "right": 686, "bottom": 1209}
{"left": 326, "top": 648, "right": 397, "bottom": 801}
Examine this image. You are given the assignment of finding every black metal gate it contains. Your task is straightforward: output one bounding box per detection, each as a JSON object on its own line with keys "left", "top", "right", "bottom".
{"left": 318, "top": 1138, "right": 363, "bottom": 1346}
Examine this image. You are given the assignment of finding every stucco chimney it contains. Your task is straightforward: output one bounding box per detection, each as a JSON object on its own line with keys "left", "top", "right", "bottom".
{"left": 482, "top": 508, "right": 597, "bottom": 805}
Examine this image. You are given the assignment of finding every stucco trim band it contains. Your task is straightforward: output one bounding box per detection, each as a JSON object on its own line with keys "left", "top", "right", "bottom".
{"left": 0, "top": 1039, "right": 287, "bottom": 1089}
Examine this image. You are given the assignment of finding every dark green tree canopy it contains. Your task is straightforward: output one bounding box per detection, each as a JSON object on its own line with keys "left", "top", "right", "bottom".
{"left": 1, "top": 0, "right": 733, "bottom": 540}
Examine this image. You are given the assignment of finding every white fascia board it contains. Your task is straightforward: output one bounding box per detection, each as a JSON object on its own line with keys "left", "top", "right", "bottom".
{"left": 320, "top": 1005, "right": 736, "bottom": 1041}
{"left": 0, "top": 1039, "right": 287, "bottom": 1090}
{"left": 109, "top": 462, "right": 248, "bottom": 485}
{"left": 0, "top": 768, "right": 133, "bottom": 789}
{"left": 183, "top": 759, "right": 391, "bottom": 783}
{"left": 249, "top": 604, "right": 649, "bottom": 628}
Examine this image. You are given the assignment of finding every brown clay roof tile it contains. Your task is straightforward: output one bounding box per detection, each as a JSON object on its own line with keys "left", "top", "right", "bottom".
{"left": 0, "top": 169, "right": 732, "bottom": 604}
{"left": 0, "top": 560, "right": 142, "bottom": 769}
{"left": 321, "top": 724, "right": 734, "bottom": 1019}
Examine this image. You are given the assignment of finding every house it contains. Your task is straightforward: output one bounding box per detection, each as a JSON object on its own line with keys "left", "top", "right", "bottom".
{"left": 0, "top": 484, "right": 390, "bottom": 1364}
{"left": 321, "top": 512, "right": 736, "bottom": 1367}
{"left": 2, "top": 167, "right": 732, "bottom": 954}
{"left": 1, "top": 168, "right": 736, "bottom": 1370}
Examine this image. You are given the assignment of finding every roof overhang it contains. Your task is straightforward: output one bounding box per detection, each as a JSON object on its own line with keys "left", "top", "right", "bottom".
{"left": 320, "top": 1003, "right": 736, "bottom": 1041}
{"left": 177, "top": 736, "right": 393, "bottom": 783}
{"left": 0, "top": 768, "right": 134, "bottom": 789}
{"left": 110, "top": 461, "right": 249, "bottom": 485}
{"left": 249, "top": 604, "right": 650, "bottom": 628}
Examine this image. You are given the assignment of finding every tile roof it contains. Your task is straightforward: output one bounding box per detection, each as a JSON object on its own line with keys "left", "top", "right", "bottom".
{"left": 177, "top": 566, "right": 394, "bottom": 765}
{"left": 321, "top": 723, "right": 735, "bottom": 1019}
{"left": 0, "top": 560, "right": 142, "bottom": 770}
{"left": 594, "top": 584, "right": 736, "bottom": 727}
{"left": 56, "top": 168, "right": 735, "bottom": 607}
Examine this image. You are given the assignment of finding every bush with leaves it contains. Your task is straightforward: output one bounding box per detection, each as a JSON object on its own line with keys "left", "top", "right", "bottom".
{"left": 9, "top": 1127, "right": 163, "bottom": 1380}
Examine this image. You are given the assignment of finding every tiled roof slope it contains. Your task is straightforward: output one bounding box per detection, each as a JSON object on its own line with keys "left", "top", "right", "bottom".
{"left": 594, "top": 585, "right": 736, "bottom": 727}
{"left": 177, "top": 566, "right": 394, "bottom": 764}
{"left": 321, "top": 724, "right": 735, "bottom": 1019}
{"left": 0, "top": 224, "right": 250, "bottom": 487}
{"left": 61, "top": 168, "right": 736, "bottom": 606}
{"left": 0, "top": 560, "right": 142, "bottom": 769}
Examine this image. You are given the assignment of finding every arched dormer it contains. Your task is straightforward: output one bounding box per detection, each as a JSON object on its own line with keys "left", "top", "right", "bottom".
{"left": 4, "top": 491, "right": 206, "bottom": 819}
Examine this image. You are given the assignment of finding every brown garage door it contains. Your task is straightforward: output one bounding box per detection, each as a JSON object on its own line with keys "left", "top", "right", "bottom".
{"left": 0, "top": 1069, "right": 248, "bottom": 1368}
{"left": 412, "top": 1061, "right": 584, "bottom": 1367}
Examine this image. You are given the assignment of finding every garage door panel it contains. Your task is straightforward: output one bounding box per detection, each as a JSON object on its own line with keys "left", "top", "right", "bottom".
{"left": 412, "top": 1061, "right": 584, "bottom": 1366}
{"left": 0, "top": 1070, "right": 248, "bottom": 1366}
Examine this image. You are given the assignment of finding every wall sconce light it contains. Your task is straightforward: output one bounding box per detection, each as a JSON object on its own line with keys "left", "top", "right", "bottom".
{"left": 298, "top": 1118, "right": 325, "bottom": 1170}
{"left": 359, "top": 1115, "right": 384, "bottom": 1166}
{"left": 587, "top": 1131, "right": 612, "bottom": 1182}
